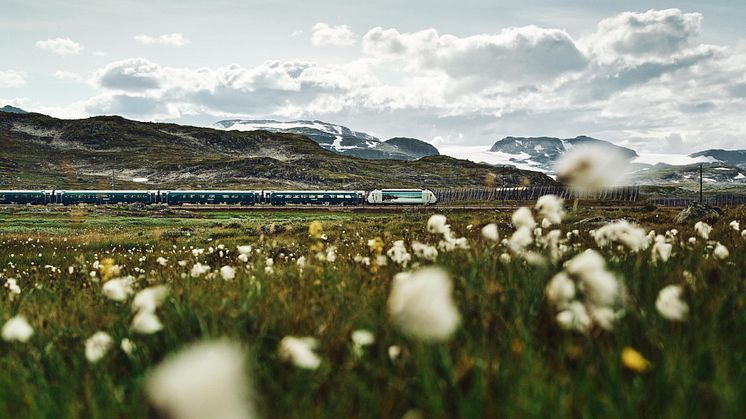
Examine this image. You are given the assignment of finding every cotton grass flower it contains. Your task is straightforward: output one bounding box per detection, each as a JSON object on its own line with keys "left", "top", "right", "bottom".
{"left": 120, "top": 338, "right": 135, "bottom": 355}
{"left": 555, "top": 145, "right": 629, "bottom": 192}
{"left": 411, "top": 242, "right": 438, "bottom": 261}
{"left": 351, "top": 329, "right": 375, "bottom": 356}
{"left": 427, "top": 214, "right": 450, "bottom": 235}
{"left": 1, "top": 315, "right": 33, "bottom": 343}
{"left": 713, "top": 242, "right": 729, "bottom": 260}
{"left": 132, "top": 311, "right": 164, "bottom": 334}
{"left": 132, "top": 285, "right": 169, "bottom": 313}
{"left": 694, "top": 221, "right": 712, "bottom": 240}
{"left": 656, "top": 285, "right": 688, "bottom": 322}
{"left": 730, "top": 220, "right": 740, "bottom": 231}
{"left": 481, "top": 223, "right": 499, "bottom": 241}
{"left": 556, "top": 301, "right": 592, "bottom": 333}
{"left": 535, "top": 195, "right": 564, "bottom": 225}
{"left": 511, "top": 207, "right": 536, "bottom": 229}
{"left": 386, "top": 240, "right": 411, "bottom": 266}
{"left": 278, "top": 336, "right": 322, "bottom": 370}
{"left": 190, "top": 263, "right": 211, "bottom": 278}
{"left": 146, "top": 340, "right": 256, "bottom": 419}
{"left": 102, "top": 276, "right": 135, "bottom": 302}
{"left": 651, "top": 235, "right": 673, "bottom": 263}
{"left": 220, "top": 265, "right": 236, "bottom": 281}
{"left": 387, "top": 267, "right": 460, "bottom": 342}
{"left": 85, "top": 331, "right": 114, "bottom": 363}
{"left": 508, "top": 227, "right": 533, "bottom": 253}
{"left": 593, "top": 220, "right": 649, "bottom": 252}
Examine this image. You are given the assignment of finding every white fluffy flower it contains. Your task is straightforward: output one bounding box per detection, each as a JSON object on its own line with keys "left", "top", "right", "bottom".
{"left": 237, "top": 245, "right": 252, "bottom": 255}
{"left": 190, "top": 263, "right": 211, "bottom": 278}
{"left": 132, "top": 311, "right": 164, "bottom": 334}
{"left": 656, "top": 285, "right": 688, "bottom": 322}
{"left": 121, "top": 338, "right": 135, "bottom": 355}
{"left": 386, "top": 240, "right": 412, "bottom": 266}
{"left": 85, "top": 331, "right": 113, "bottom": 363}
{"left": 593, "top": 220, "right": 649, "bottom": 252}
{"left": 481, "top": 223, "right": 499, "bottom": 241}
{"left": 535, "top": 195, "right": 564, "bottom": 225}
{"left": 564, "top": 250, "right": 619, "bottom": 307}
{"left": 411, "top": 242, "right": 438, "bottom": 261}
{"left": 132, "top": 285, "right": 169, "bottom": 313}
{"left": 156, "top": 257, "right": 168, "bottom": 266}
{"left": 146, "top": 340, "right": 256, "bottom": 419}
{"left": 1, "top": 315, "right": 34, "bottom": 342}
{"left": 545, "top": 272, "right": 576, "bottom": 309}
{"left": 387, "top": 267, "right": 460, "bottom": 342}
{"left": 508, "top": 227, "right": 534, "bottom": 253}
{"left": 555, "top": 145, "right": 629, "bottom": 192}
{"left": 427, "top": 215, "right": 450, "bottom": 235}
{"left": 351, "top": 329, "right": 375, "bottom": 356}
{"left": 102, "top": 276, "right": 135, "bottom": 302}
{"left": 730, "top": 220, "right": 740, "bottom": 231}
{"left": 556, "top": 301, "right": 592, "bottom": 333}
{"left": 713, "top": 242, "right": 729, "bottom": 260}
{"left": 5, "top": 278, "right": 21, "bottom": 295}
{"left": 694, "top": 221, "right": 712, "bottom": 240}
{"left": 652, "top": 235, "right": 673, "bottom": 263}
{"left": 511, "top": 207, "right": 536, "bottom": 229}
{"left": 278, "top": 336, "right": 321, "bottom": 370}
{"left": 220, "top": 265, "right": 236, "bottom": 281}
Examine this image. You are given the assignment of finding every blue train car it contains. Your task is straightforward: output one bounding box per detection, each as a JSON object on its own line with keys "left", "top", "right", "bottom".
{"left": 57, "top": 190, "right": 156, "bottom": 205}
{"left": 265, "top": 190, "right": 365, "bottom": 206}
{"left": 0, "top": 190, "right": 51, "bottom": 205}
{"left": 164, "top": 190, "right": 258, "bottom": 205}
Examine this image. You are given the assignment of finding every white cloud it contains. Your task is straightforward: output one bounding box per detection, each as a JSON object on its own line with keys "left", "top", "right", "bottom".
{"left": 35, "top": 37, "right": 83, "bottom": 56}
{"left": 362, "top": 26, "right": 588, "bottom": 83}
{"left": 134, "top": 33, "right": 190, "bottom": 47}
{"left": 0, "top": 70, "right": 27, "bottom": 88}
{"left": 52, "top": 70, "right": 83, "bottom": 82}
{"left": 582, "top": 9, "right": 703, "bottom": 64}
{"left": 311, "top": 23, "right": 356, "bottom": 46}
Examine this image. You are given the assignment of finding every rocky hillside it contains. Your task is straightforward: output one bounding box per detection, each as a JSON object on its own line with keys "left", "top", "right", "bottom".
{"left": 690, "top": 149, "right": 746, "bottom": 169}
{"left": 488, "top": 135, "right": 638, "bottom": 172}
{"left": 214, "top": 119, "right": 439, "bottom": 161}
{"left": 0, "top": 105, "right": 28, "bottom": 114}
{"left": 0, "top": 112, "right": 553, "bottom": 190}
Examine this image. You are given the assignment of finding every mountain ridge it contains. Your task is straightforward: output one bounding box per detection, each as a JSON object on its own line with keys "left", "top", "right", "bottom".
{"left": 214, "top": 119, "right": 439, "bottom": 161}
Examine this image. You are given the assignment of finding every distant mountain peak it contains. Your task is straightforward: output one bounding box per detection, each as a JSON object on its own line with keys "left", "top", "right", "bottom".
{"left": 213, "top": 119, "right": 439, "bottom": 161}
{"left": 0, "top": 105, "right": 28, "bottom": 114}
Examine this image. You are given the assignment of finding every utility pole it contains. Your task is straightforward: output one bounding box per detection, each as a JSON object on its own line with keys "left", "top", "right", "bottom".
{"left": 699, "top": 164, "right": 703, "bottom": 204}
{"left": 111, "top": 170, "right": 116, "bottom": 190}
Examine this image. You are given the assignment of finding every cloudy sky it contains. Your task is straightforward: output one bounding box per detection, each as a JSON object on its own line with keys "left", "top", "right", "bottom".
{"left": 2, "top": 0, "right": 745, "bottom": 153}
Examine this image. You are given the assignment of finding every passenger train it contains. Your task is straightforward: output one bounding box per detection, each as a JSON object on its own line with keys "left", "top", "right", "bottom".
{"left": 0, "top": 189, "right": 438, "bottom": 206}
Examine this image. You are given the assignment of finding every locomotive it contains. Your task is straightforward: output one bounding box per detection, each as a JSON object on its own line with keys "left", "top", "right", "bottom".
{"left": 0, "top": 189, "right": 438, "bottom": 206}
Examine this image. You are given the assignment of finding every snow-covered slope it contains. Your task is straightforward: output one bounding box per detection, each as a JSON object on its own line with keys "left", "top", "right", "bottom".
{"left": 214, "top": 119, "right": 438, "bottom": 161}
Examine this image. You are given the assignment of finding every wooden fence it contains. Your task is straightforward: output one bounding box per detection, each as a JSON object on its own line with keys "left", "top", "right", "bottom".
{"left": 433, "top": 185, "right": 640, "bottom": 203}
{"left": 649, "top": 194, "right": 746, "bottom": 208}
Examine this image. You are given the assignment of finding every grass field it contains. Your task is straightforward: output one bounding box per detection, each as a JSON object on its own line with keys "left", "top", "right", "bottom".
{"left": 0, "top": 203, "right": 745, "bottom": 418}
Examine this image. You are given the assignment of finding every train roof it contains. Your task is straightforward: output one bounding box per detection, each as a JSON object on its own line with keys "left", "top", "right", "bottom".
{"left": 163, "top": 190, "right": 260, "bottom": 193}
{"left": 58, "top": 190, "right": 155, "bottom": 193}
{"left": 0, "top": 190, "right": 50, "bottom": 193}
{"left": 267, "top": 190, "right": 365, "bottom": 193}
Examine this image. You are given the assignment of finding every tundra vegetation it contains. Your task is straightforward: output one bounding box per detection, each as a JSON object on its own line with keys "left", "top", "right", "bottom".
{"left": 0, "top": 202, "right": 745, "bottom": 418}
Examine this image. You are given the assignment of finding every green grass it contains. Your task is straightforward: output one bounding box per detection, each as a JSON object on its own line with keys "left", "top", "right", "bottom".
{"left": 0, "top": 205, "right": 745, "bottom": 418}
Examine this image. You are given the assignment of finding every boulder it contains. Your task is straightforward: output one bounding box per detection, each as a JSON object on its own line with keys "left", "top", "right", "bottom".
{"left": 675, "top": 201, "right": 722, "bottom": 224}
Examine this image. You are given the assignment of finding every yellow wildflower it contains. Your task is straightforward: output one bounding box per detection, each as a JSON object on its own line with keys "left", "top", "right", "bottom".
{"left": 621, "top": 347, "right": 651, "bottom": 373}
{"left": 308, "top": 221, "right": 323, "bottom": 239}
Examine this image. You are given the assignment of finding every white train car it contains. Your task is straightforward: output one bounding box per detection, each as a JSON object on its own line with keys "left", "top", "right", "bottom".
{"left": 366, "top": 189, "right": 437, "bottom": 205}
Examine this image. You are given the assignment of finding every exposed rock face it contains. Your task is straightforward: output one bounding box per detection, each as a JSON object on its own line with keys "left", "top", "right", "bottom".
{"left": 675, "top": 202, "right": 722, "bottom": 224}
{"left": 213, "top": 119, "right": 440, "bottom": 161}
